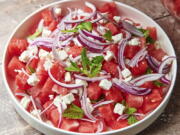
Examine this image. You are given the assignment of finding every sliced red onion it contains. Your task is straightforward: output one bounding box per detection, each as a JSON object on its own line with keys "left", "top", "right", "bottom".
{"left": 133, "top": 113, "right": 145, "bottom": 117}
{"left": 160, "top": 75, "right": 171, "bottom": 85}
{"left": 79, "top": 30, "right": 111, "bottom": 46}
{"left": 30, "top": 96, "right": 42, "bottom": 121}
{"left": 74, "top": 74, "right": 111, "bottom": 82}
{"left": 118, "top": 40, "right": 127, "bottom": 69}
{"left": 113, "top": 78, "right": 151, "bottom": 96}
{"left": 117, "top": 67, "right": 123, "bottom": 80}
{"left": 30, "top": 37, "right": 54, "bottom": 46}
{"left": 81, "top": 87, "right": 97, "bottom": 121}
{"left": 117, "top": 114, "right": 129, "bottom": 121}
{"left": 120, "top": 20, "right": 144, "bottom": 37}
{"left": 91, "top": 14, "right": 103, "bottom": 23}
{"left": 128, "top": 48, "right": 147, "bottom": 67}
{"left": 81, "top": 30, "right": 104, "bottom": 41}
{"left": 40, "top": 102, "right": 54, "bottom": 115}
{"left": 15, "top": 93, "right": 29, "bottom": 97}
{"left": 96, "top": 121, "right": 104, "bottom": 133}
{"left": 80, "top": 118, "right": 96, "bottom": 123}
{"left": 93, "top": 100, "right": 114, "bottom": 109}
{"left": 77, "top": 34, "right": 103, "bottom": 52}
{"left": 64, "top": 2, "right": 96, "bottom": 24}
{"left": 122, "top": 30, "right": 131, "bottom": 40}
{"left": 158, "top": 56, "right": 176, "bottom": 74}
{"left": 48, "top": 68, "right": 83, "bottom": 88}
{"left": 130, "top": 73, "right": 164, "bottom": 86}
{"left": 57, "top": 103, "right": 63, "bottom": 128}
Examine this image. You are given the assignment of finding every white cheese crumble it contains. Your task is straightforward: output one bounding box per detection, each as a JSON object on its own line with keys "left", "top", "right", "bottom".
{"left": 104, "top": 51, "right": 114, "bottom": 61}
{"left": 121, "top": 68, "right": 132, "bottom": 79}
{"left": 49, "top": 95, "right": 54, "bottom": 100}
{"left": 75, "top": 79, "right": 88, "bottom": 87}
{"left": 27, "top": 73, "right": 40, "bottom": 86}
{"left": 43, "top": 59, "right": 53, "bottom": 71}
{"left": 57, "top": 50, "right": 68, "bottom": 61}
{"left": 112, "top": 33, "right": 123, "bottom": 44}
{"left": 124, "top": 76, "right": 132, "bottom": 82}
{"left": 99, "top": 79, "right": 112, "bottom": 90}
{"left": 54, "top": 7, "right": 62, "bottom": 16}
{"left": 70, "top": 89, "right": 79, "bottom": 94}
{"left": 128, "top": 38, "right": 140, "bottom": 46}
{"left": 39, "top": 49, "right": 50, "bottom": 59}
{"left": 31, "top": 109, "right": 41, "bottom": 118}
{"left": 61, "top": 93, "right": 75, "bottom": 104}
{"left": 53, "top": 96, "right": 67, "bottom": 110}
{"left": 20, "top": 96, "right": 31, "bottom": 109}
{"left": 64, "top": 72, "right": 71, "bottom": 82}
{"left": 114, "top": 103, "right": 125, "bottom": 115}
{"left": 42, "top": 27, "right": 51, "bottom": 37}
{"left": 113, "top": 16, "right": 121, "bottom": 23}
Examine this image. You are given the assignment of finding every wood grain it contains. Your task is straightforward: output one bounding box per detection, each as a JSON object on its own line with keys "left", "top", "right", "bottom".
{"left": 0, "top": 0, "right": 179, "bottom": 135}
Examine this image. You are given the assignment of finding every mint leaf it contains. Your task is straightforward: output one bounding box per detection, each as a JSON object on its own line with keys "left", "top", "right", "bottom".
{"left": 28, "top": 30, "right": 41, "bottom": 40}
{"left": 146, "top": 67, "right": 153, "bottom": 74}
{"left": 103, "top": 30, "right": 112, "bottom": 41}
{"left": 153, "top": 81, "right": 164, "bottom": 87}
{"left": 28, "top": 66, "right": 36, "bottom": 74}
{"left": 65, "top": 61, "right": 81, "bottom": 72}
{"left": 81, "top": 48, "right": 90, "bottom": 70}
{"left": 126, "top": 107, "right": 137, "bottom": 115}
{"left": 61, "top": 22, "right": 93, "bottom": 33}
{"left": 91, "top": 56, "right": 104, "bottom": 64}
{"left": 89, "top": 63, "right": 102, "bottom": 77}
{"left": 128, "top": 116, "right": 138, "bottom": 125}
{"left": 63, "top": 104, "right": 84, "bottom": 119}
{"left": 138, "top": 28, "right": 155, "bottom": 44}
{"left": 146, "top": 36, "right": 155, "bottom": 44}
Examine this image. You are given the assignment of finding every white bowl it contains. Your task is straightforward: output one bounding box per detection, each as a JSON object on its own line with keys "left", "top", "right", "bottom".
{"left": 2, "top": 0, "right": 177, "bottom": 135}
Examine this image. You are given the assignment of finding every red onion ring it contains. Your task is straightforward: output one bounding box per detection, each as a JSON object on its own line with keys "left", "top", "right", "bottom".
{"left": 93, "top": 100, "right": 114, "bottom": 109}
{"left": 64, "top": 2, "right": 96, "bottom": 24}
{"left": 74, "top": 74, "right": 111, "bottom": 82}
{"left": 117, "top": 114, "right": 129, "bottom": 121}
{"left": 96, "top": 121, "right": 104, "bottom": 133}
{"left": 48, "top": 68, "right": 83, "bottom": 88}
{"left": 79, "top": 30, "right": 111, "bottom": 46}
{"left": 118, "top": 40, "right": 127, "bottom": 69}
{"left": 80, "top": 118, "right": 96, "bottom": 123}
{"left": 57, "top": 103, "right": 63, "bottom": 128}
{"left": 158, "top": 56, "right": 176, "bottom": 74}
{"left": 40, "top": 102, "right": 54, "bottom": 115}
{"left": 113, "top": 78, "right": 151, "bottom": 96}
{"left": 81, "top": 30, "right": 104, "bottom": 41}
{"left": 128, "top": 48, "right": 147, "bottom": 67}
{"left": 160, "top": 75, "right": 171, "bottom": 85}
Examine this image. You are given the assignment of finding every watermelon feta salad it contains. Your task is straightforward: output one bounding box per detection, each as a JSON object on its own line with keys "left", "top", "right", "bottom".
{"left": 6, "top": 1, "right": 176, "bottom": 133}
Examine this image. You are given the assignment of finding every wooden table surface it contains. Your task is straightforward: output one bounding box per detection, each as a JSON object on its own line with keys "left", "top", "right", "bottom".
{"left": 0, "top": 0, "right": 180, "bottom": 135}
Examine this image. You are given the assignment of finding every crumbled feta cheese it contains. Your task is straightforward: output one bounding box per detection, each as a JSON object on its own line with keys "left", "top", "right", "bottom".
{"left": 57, "top": 50, "right": 68, "bottom": 61}
{"left": 113, "top": 16, "right": 121, "bottom": 23}
{"left": 20, "top": 96, "right": 31, "bottom": 109}
{"left": 70, "top": 89, "right": 78, "bottom": 94}
{"left": 125, "top": 59, "right": 130, "bottom": 65}
{"left": 65, "top": 60, "right": 71, "bottom": 67}
{"left": 61, "top": 93, "right": 75, "bottom": 104}
{"left": 114, "top": 103, "right": 125, "bottom": 115}
{"left": 54, "top": 7, "right": 62, "bottom": 16}
{"left": 31, "top": 109, "right": 41, "bottom": 117}
{"left": 78, "top": 88, "right": 83, "bottom": 97}
{"left": 53, "top": 96, "right": 67, "bottom": 110}
{"left": 75, "top": 79, "right": 88, "bottom": 87}
{"left": 112, "top": 33, "right": 123, "bottom": 43}
{"left": 99, "top": 79, "right": 112, "bottom": 90}
{"left": 121, "top": 68, "right": 131, "bottom": 79}
{"left": 124, "top": 76, "right": 132, "bottom": 82}
{"left": 42, "top": 27, "right": 51, "bottom": 37}
{"left": 104, "top": 51, "right": 114, "bottom": 61}
{"left": 27, "top": 73, "right": 40, "bottom": 86}
{"left": 64, "top": 72, "right": 71, "bottom": 82}
{"left": 43, "top": 59, "right": 53, "bottom": 71}
{"left": 128, "top": 38, "right": 140, "bottom": 46}
{"left": 19, "top": 51, "right": 30, "bottom": 63}
{"left": 49, "top": 95, "right": 54, "bottom": 100}
{"left": 39, "top": 49, "right": 50, "bottom": 59}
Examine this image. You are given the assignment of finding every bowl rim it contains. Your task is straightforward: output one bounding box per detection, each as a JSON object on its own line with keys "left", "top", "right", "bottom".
{"left": 2, "top": 0, "right": 177, "bottom": 135}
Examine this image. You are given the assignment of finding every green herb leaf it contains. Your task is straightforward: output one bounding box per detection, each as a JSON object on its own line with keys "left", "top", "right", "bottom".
{"left": 63, "top": 104, "right": 84, "bottom": 119}
{"left": 91, "top": 56, "right": 104, "bottom": 64}
{"left": 103, "top": 30, "right": 112, "bottom": 41}
{"left": 61, "top": 22, "right": 93, "bottom": 33}
{"left": 126, "top": 107, "right": 137, "bottom": 115}
{"left": 28, "top": 30, "right": 42, "bottom": 40}
{"left": 65, "top": 61, "right": 81, "bottom": 72}
{"left": 81, "top": 48, "right": 90, "bottom": 70}
{"left": 128, "top": 116, "right": 138, "bottom": 125}
{"left": 28, "top": 66, "right": 36, "bottom": 74}
{"left": 153, "top": 81, "right": 164, "bottom": 87}
{"left": 146, "top": 36, "right": 155, "bottom": 44}
{"left": 138, "top": 28, "right": 155, "bottom": 44}
{"left": 146, "top": 67, "right": 153, "bottom": 74}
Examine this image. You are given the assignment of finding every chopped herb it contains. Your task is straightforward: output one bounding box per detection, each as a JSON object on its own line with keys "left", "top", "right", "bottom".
{"left": 128, "top": 116, "right": 138, "bottom": 125}
{"left": 91, "top": 95, "right": 105, "bottom": 103}
{"left": 154, "top": 81, "right": 164, "bottom": 87}
{"left": 61, "top": 22, "right": 93, "bottom": 33}
{"left": 65, "top": 48, "right": 104, "bottom": 77}
{"left": 146, "top": 67, "right": 153, "bottom": 74}
{"left": 62, "top": 104, "right": 84, "bottom": 119}
{"left": 138, "top": 28, "right": 155, "bottom": 44}
{"left": 126, "top": 107, "right": 137, "bottom": 115}
{"left": 121, "top": 100, "right": 126, "bottom": 106}
{"left": 28, "top": 30, "right": 42, "bottom": 40}
{"left": 28, "top": 66, "right": 36, "bottom": 74}
{"left": 103, "top": 30, "right": 112, "bottom": 41}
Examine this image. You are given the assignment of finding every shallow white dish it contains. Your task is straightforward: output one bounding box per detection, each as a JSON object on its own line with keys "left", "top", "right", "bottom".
{"left": 2, "top": 0, "right": 177, "bottom": 135}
